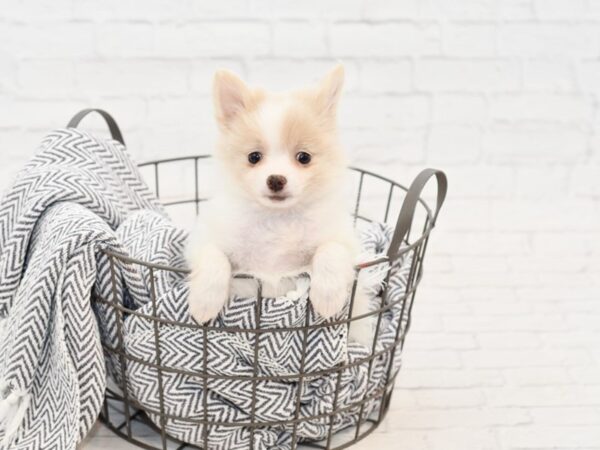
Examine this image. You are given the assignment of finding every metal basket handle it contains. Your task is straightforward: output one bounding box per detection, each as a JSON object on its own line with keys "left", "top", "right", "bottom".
{"left": 67, "top": 108, "right": 125, "bottom": 145}
{"left": 387, "top": 168, "right": 448, "bottom": 261}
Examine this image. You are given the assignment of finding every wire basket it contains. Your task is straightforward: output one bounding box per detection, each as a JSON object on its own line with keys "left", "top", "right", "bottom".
{"left": 81, "top": 110, "right": 447, "bottom": 450}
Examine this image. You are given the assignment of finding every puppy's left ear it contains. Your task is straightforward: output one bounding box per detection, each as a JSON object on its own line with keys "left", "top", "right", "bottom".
{"left": 315, "top": 64, "right": 345, "bottom": 119}
{"left": 213, "top": 69, "right": 251, "bottom": 129}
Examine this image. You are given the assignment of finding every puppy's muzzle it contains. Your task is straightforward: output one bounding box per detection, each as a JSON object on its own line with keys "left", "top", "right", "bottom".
{"left": 267, "top": 175, "right": 287, "bottom": 193}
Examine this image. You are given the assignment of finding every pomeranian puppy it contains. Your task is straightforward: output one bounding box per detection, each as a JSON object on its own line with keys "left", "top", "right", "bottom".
{"left": 186, "top": 65, "right": 371, "bottom": 342}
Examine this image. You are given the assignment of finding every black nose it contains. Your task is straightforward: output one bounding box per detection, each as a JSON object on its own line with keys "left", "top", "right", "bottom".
{"left": 267, "top": 175, "right": 287, "bottom": 192}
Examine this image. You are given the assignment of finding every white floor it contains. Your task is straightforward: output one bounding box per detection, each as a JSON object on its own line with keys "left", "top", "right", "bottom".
{"left": 80, "top": 272, "right": 600, "bottom": 450}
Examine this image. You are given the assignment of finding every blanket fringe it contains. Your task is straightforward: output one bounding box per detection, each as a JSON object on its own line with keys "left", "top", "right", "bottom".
{"left": 0, "top": 385, "right": 30, "bottom": 448}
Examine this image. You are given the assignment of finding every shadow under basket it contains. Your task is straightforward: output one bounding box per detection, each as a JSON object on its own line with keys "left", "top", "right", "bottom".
{"left": 74, "top": 109, "right": 448, "bottom": 450}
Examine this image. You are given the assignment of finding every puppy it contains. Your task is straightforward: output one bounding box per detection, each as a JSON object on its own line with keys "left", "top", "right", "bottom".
{"left": 186, "top": 65, "right": 371, "bottom": 343}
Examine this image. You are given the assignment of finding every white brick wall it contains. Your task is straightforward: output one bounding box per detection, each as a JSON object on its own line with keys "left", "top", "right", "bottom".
{"left": 2, "top": 1, "right": 599, "bottom": 449}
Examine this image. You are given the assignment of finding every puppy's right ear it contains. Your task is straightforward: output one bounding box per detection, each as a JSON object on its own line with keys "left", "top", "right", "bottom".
{"left": 213, "top": 70, "right": 250, "bottom": 128}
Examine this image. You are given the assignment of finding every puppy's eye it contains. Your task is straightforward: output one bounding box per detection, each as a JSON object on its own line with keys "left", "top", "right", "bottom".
{"left": 248, "top": 151, "right": 262, "bottom": 165}
{"left": 295, "top": 151, "right": 312, "bottom": 165}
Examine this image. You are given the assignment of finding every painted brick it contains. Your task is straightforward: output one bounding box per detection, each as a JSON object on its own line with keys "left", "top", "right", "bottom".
{"left": 490, "top": 94, "right": 593, "bottom": 122}
{"left": 272, "top": 22, "right": 328, "bottom": 57}
{"left": 427, "top": 125, "right": 482, "bottom": 164}
{"left": 484, "top": 124, "right": 587, "bottom": 163}
{"left": 416, "top": 59, "right": 520, "bottom": 92}
{"left": 358, "top": 61, "right": 413, "bottom": 94}
{"left": 443, "top": 24, "right": 497, "bottom": 57}
{"left": 330, "top": 23, "right": 441, "bottom": 57}
{"left": 499, "top": 24, "right": 600, "bottom": 58}
{"left": 75, "top": 61, "right": 188, "bottom": 95}
{"left": 523, "top": 60, "right": 576, "bottom": 91}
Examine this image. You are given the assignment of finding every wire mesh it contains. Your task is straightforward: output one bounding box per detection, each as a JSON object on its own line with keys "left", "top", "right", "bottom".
{"left": 94, "top": 155, "right": 441, "bottom": 450}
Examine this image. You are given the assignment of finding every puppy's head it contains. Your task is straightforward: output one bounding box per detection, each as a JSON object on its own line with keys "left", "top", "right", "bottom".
{"left": 213, "top": 65, "right": 346, "bottom": 209}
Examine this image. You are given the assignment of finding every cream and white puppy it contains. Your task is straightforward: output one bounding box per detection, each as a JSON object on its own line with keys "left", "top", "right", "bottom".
{"left": 186, "top": 65, "right": 371, "bottom": 342}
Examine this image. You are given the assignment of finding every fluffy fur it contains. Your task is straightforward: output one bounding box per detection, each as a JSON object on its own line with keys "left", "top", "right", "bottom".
{"left": 186, "top": 65, "right": 372, "bottom": 343}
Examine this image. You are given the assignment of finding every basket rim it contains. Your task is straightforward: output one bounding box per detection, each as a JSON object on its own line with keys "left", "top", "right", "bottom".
{"left": 123, "top": 154, "right": 436, "bottom": 278}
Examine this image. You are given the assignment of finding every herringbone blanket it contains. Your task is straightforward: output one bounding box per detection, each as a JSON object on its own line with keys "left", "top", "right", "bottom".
{"left": 0, "top": 128, "right": 409, "bottom": 449}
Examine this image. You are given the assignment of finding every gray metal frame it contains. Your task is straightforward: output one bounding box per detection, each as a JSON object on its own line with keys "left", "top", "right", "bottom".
{"left": 71, "top": 109, "right": 447, "bottom": 450}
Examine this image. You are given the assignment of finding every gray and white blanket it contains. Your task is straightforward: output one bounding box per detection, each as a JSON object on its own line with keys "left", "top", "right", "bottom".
{"left": 0, "top": 128, "right": 409, "bottom": 449}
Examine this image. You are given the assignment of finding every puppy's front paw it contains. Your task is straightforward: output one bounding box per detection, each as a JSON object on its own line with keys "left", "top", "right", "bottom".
{"left": 188, "top": 273, "right": 230, "bottom": 323}
{"left": 310, "top": 243, "right": 354, "bottom": 319}
{"left": 187, "top": 245, "right": 231, "bottom": 323}
{"left": 310, "top": 274, "right": 350, "bottom": 318}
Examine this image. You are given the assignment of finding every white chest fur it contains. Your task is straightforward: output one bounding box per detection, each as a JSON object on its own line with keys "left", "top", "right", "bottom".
{"left": 192, "top": 196, "right": 356, "bottom": 283}
{"left": 228, "top": 214, "right": 316, "bottom": 275}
